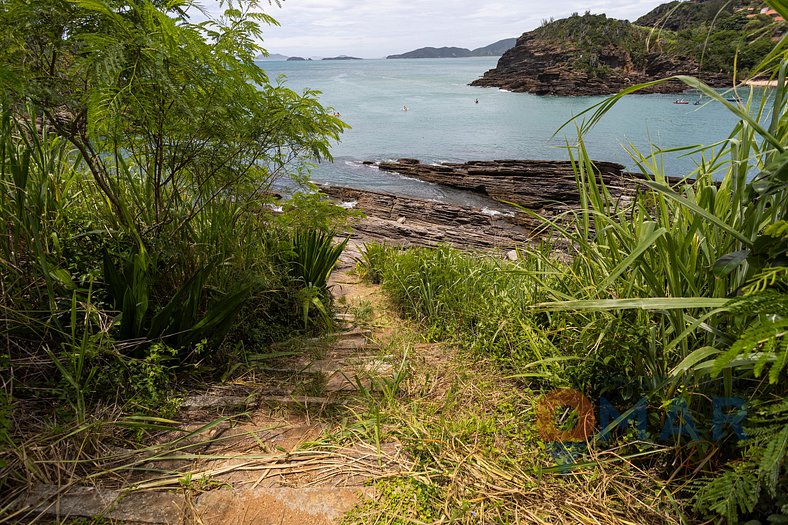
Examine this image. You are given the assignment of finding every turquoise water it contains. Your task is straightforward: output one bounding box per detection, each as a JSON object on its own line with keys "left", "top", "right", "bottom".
{"left": 260, "top": 57, "right": 753, "bottom": 203}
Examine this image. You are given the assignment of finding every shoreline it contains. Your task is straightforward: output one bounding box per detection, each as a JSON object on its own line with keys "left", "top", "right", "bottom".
{"left": 321, "top": 158, "right": 658, "bottom": 252}
{"left": 744, "top": 79, "right": 778, "bottom": 87}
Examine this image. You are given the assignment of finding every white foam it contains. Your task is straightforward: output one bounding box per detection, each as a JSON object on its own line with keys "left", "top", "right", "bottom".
{"left": 481, "top": 207, "right": 514, "bottom": 217}
{"left": 339, "top": 200, "right": 358, "bottom": 209}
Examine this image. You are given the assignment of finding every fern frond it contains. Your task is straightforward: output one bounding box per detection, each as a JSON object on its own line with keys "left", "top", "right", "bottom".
{"left": 712, "top": 317, "right": 788, "bottom": 381}
{"left": 695, "top": 464, "right": 760, "bottom": 522}
{"left": 758, "top": 425, "right": 788, "bottom": 498}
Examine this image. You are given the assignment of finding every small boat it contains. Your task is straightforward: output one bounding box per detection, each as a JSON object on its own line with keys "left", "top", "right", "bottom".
{"left": 673, "top": 100, "right": 689, "bottom": 104}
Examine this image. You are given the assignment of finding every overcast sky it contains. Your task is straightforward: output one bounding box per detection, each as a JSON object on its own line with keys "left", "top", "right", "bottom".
{"left": 199, "top": 0, "right": 670, "bottom": 58}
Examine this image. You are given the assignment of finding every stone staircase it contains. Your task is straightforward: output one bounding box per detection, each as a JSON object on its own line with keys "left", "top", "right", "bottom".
{"left": 18, "top": 257, "right": 403, "bottom": 524}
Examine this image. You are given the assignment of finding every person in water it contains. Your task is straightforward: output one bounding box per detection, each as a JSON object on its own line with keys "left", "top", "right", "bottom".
{"left": 475, "top": 98, "right": 479, "bottom": 104}
{"left": 402, "top": 105, "right": 408, "bottom": 112}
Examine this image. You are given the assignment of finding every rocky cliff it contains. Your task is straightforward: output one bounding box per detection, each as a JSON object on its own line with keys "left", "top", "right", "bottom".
{"left": 471, "top": 12, "right": 730, "bottom": 95}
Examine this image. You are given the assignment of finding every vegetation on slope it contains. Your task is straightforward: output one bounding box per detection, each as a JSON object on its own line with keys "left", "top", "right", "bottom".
{"left": 522, "top": 2, "right": 780, "bottom": 80}
{"left": 360, "top": 3, "right": 788, "bottom": 521}
{"left": 0, "top": 0, "right": 354, "bottom": 506}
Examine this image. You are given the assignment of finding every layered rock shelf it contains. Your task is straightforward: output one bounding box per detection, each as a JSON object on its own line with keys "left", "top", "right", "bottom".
{"left": 375, "top": 158, "right": 639, "bottom": 210}
{"left": 321, "top": 159, "right": 682, "bottom": 251}
{"left": 319, "top": 185, "right": 537, "bottom": 251}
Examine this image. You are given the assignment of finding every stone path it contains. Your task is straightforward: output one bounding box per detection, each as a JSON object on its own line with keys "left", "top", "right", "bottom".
{"left": 18, "top": 241, "right": 404, "bottom": 524}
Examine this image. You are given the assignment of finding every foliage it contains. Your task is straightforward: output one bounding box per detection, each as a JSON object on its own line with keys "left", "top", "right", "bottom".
{"left": 369, "top": 11, "right": 788, "bottom": 521}
{"left": 356, "top": 242, "right": 391, "bottom": 284}
{"left": 0, "top": 0, "right": 349, "bottom": 503}
{"left": 287, "top": 229, "right": 348, "bottom": 330}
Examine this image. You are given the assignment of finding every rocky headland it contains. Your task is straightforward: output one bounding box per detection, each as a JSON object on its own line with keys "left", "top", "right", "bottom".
{"left": 471, "top": 12, "right": 731, "bottom": 96}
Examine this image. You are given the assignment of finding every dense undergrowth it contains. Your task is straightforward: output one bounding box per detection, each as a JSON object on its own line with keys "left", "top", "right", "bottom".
{"left": 358, "top": 13, "right": 788, "bottom": 523}
{"left": 0, "top": 0, "right": 354, "bottom": 512}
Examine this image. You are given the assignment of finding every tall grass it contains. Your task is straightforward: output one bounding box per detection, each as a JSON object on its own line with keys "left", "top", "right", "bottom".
{"left": 362, "top": 52, "right": 788, "bottom": 523}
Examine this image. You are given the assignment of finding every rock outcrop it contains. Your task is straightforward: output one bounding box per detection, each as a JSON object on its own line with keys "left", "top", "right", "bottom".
{"left": 375, "top": 158, "right": 644, "bottom": 211}
{"left": 319, "top": 185, "right": 538, "bottom": 251}
{"left": 470, "top": 13, "right": 728, "bottom": 96}
{"left": 321, "top": 159, "right": 687, "bottom": 251}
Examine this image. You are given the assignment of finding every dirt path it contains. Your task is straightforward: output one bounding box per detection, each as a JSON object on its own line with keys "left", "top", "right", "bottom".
{"left": 19, "top": 241, "right": 408, "bottom": 525}
{"left": 16, "top": 240, "right": 678, "bottom": 524}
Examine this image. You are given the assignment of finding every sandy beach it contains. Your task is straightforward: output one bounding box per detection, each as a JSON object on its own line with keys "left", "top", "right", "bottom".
{"left": 745, "top": 79, "right": 779, "bottom": 87}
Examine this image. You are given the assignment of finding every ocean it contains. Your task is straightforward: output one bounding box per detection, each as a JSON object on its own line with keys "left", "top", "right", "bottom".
{"left": 259, "top": 57, "right": 755, "bottom": 205}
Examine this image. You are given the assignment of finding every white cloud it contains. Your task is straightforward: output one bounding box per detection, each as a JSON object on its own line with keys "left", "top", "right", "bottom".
{"left": 194, "top": 0, "right": 672, "bottom": 58}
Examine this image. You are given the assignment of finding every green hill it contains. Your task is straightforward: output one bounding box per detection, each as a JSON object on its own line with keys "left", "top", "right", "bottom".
{"left": 472, "top": 3, "right": 781, "bottom": 95}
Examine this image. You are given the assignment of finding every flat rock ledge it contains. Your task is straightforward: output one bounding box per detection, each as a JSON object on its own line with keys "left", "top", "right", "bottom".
{"left": 376, "top": 158, "right": 645, "bottom": 210}
{"left": 320, "top": 185, "right": 538, "bottom": 251}
{"left": 320, "top": 158, "right": 668, "bottom": 251}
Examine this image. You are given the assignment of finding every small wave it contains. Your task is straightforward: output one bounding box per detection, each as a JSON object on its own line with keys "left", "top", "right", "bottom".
{"left": 339, "top": 200, "right": 358, "bottom": 209}
{"left": 498, "top": 88, "right": 511, "bottom": 93}
{"left": 481, "top": 207, "right": 514, "bottom": 217}
{"left": 344, "top": 160, "right": 380, "bottom": 170}
{"left": 266, "top": 204, "right": 284, "bottom": 213}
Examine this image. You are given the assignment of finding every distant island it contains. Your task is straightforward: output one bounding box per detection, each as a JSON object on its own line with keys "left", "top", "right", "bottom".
{"left": 387, "top": 38, "right": 516, "bottom": 59}
{"left": 287, "top": 56, "right": 307, "bottom": 61}
{"left": 471, "top": 0, "right": 782, "bottom": 96}
{"left": 254, "top": 53, "right": 289, "bottom": 61}
{"left": 322, "top": 56, "right": 363, "bottom": 61}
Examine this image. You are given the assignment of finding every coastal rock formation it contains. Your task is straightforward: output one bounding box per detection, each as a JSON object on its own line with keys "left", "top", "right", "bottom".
{"left": 319, "top": 185, "right": 538, "bottom": 251}
{"left": 375, "top": 158, "right": 642, "bottom": 211}
{"left": 321, "top": 159, "right": 686, "bottom": 251}
{"left": 470, "top": 13, "right": 729, "bottom": 95}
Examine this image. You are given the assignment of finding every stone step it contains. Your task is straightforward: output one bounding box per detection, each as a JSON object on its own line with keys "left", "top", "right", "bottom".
{"left": 327, "top": 328, "right": 372, "bottom": 338}
{"left": 259, "top": 395, "right": 340, "bottom": 409}
{"left": 259, "top": 355, "right": 389, "bottom": 376}
{"left": 19, "top": 484, "right": 371, "bottom": 525}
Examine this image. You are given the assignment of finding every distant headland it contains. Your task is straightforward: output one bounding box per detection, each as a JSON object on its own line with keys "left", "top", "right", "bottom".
{"left": 322, "top": 56, "right": 363, "bottom": 61}
{"left": 387, "top": 38, "right": 516, "bottom": 59}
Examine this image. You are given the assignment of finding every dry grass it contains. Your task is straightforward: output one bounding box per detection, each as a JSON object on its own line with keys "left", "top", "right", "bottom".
{"left": 336, "top": 273, "right": 684, "bottom": 524}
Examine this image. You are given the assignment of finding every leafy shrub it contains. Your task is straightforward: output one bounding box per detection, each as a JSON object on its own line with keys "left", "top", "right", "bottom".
{"left": 288, "top": 229, "right": 348, "bottom": 330}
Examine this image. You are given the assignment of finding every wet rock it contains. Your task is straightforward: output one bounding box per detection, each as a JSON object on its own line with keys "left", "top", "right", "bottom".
{"left": 320, "top": 185, "right": 537, "bottom": 250}
{"left": 375, "top": 158, "right": 645, "bottom": 210}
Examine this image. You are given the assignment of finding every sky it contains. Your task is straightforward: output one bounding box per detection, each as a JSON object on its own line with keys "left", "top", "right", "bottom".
{"left": 199, "top": 0, "right": 672, "bottom": 58}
